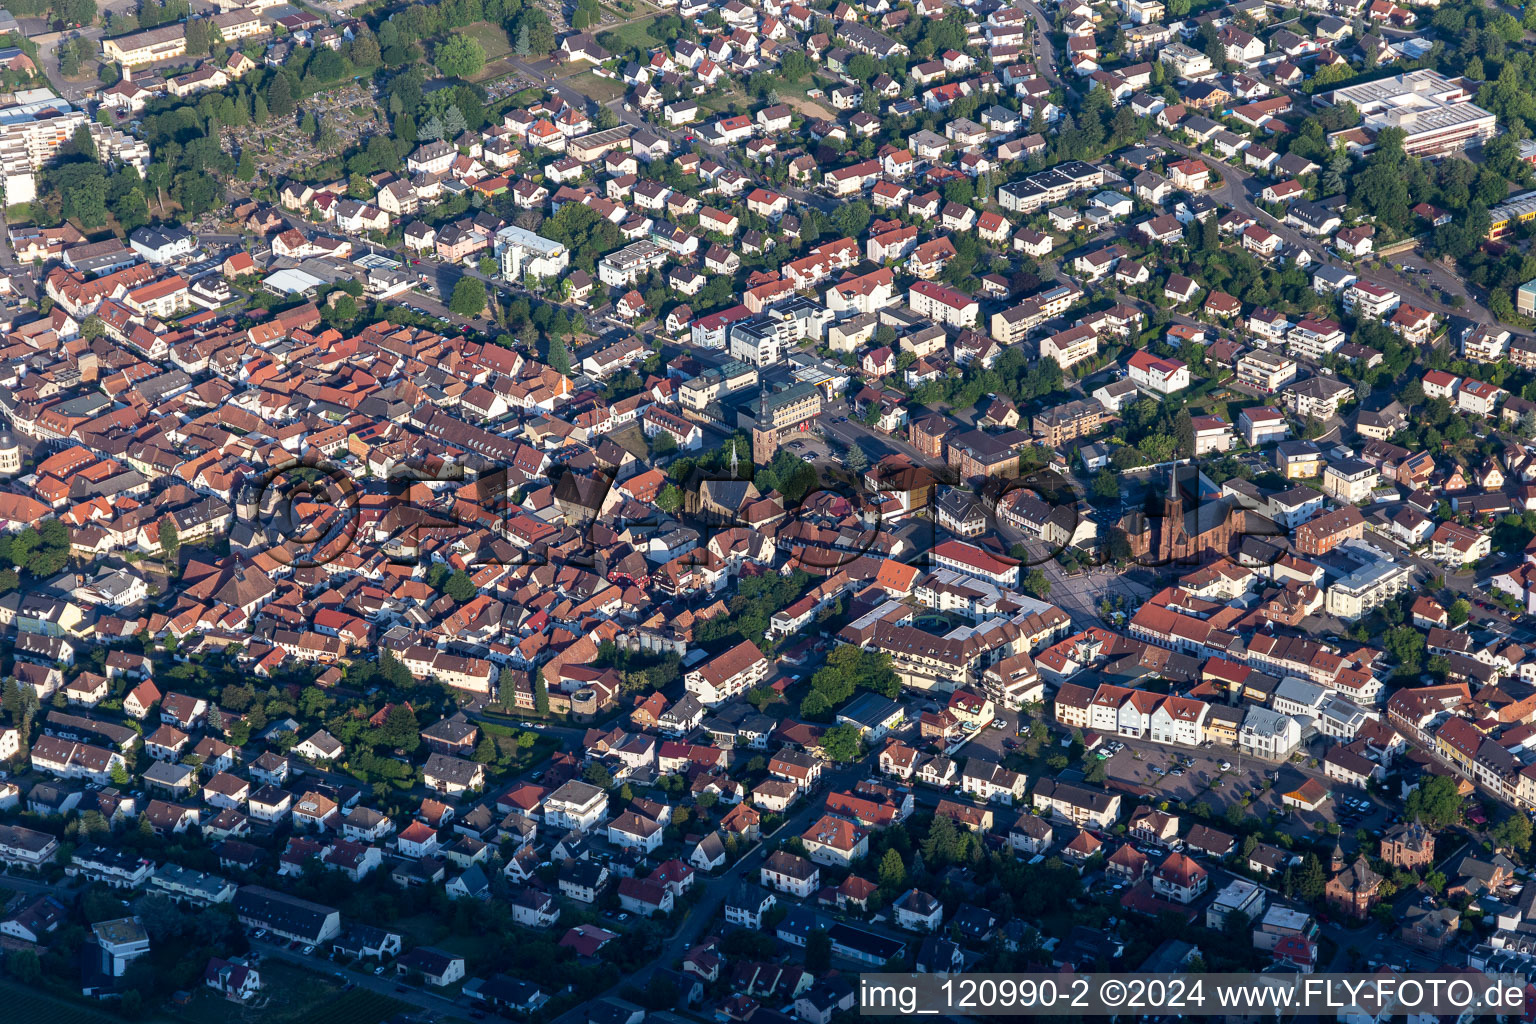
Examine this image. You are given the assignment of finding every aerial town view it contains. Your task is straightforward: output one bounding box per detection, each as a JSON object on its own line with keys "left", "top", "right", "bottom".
{"left": 10, "top": 0, "right": 1536, "bottom": 1016}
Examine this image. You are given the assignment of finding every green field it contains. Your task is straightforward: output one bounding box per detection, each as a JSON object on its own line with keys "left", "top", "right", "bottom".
{"left": 296, "top": 988, "right": 412, "bottom": 1024}
{"left": 167, "top": 961, "right": 408, "bottom": 1024}
{"left": 566, "top": 70, "right": 627, "bottom": 104}
{"left": 0, "top": 981, "right": 171, "bottom": 1024}
{"left": 462, "top": 20, "right": 515, "bottom": 61}
{"left": 596, "top": 14, "right": 660, "bottom": 55}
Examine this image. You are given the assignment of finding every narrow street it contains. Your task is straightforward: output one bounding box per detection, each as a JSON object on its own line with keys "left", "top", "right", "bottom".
{"left": 32, "top": 26, "right": 103, "bottom": 104}
{"left": 1019, "top": 0, "right": 1061, "bottom": 85}
{"left": 252, "top": 939, "right": 467, "bottom": 1017}
{"left": 545, "top": 759, "right": 871, "bottom": 1024}
{"left": 1152, "top": 134, "right": 1506, "bottom": 327}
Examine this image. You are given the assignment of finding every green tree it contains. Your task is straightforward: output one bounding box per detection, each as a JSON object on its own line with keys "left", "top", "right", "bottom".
{"left": 443, "top": 571, "right": 478, "bottom": 602}
{"left": 6, "top": 948, "right": 40, "bottom": 986}
{"left": 52, "top": 163, "right": 108, "bottom": 227}
{"left": 583, "top": 761, "right": 614, "bottom": 788}
{"left": 519, "top": 10, "right": 555, "bottom": 55}
{"left": 378, "top": 704, "right": 419, "bottom": 751}
{"left": 1404, "top": 774, "right": 1461, "bottom": 829}
{"left": 877, "top": 847, "right": 906, "bottom": 890}
{"left": 71, "top": 123, "right": 96, "bottom": 160}
{"left": 1492, "top": 812, "right": 1532, "bottom": 853}
{"left": 1383, "top": 625, "right": 1426, "bottom": 676}
{"left": 449, "top": 277, "right": 488, "bottom": 316}
{"left": 350, "top": 28, "right": 381, "bottom": 68}
{"left": 1296, "top": 853, "right": 1327, "bottom": 901}
{"left": 59, "top": 0, "right": 97, "bottom": 25}
{"left": 435, "top": 35, "right": 486, "bottom": 79}
{"left": 548, "top": 333, "right": 571, "bottom": 375}
{"left": 1022, "top": 569, "right": 1051, "bottom": 599}
{"left": 185, "top": 16, "right": 210, "bottom": 55}
{"left": 267, "top": 74, "right": 296, "bottom": 118}
{"left": 819, "top": 724, "right": 863, "bottom": 763}
{"left": 159, "top": 517, "right": 179, "bottom": 567}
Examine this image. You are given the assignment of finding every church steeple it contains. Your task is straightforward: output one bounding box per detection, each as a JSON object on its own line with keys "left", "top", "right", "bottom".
{"left": 1163, "top": 465, "right": 1184, "bottom": 522}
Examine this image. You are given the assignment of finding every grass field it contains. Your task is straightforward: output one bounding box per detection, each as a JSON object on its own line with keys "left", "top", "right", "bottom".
{"left": 595, "top": 14, "right": 660, "bottom": 55}
{"left": 172, "top": 962, "right": 348, "bottom": 1024}
{"left": 296, "top": 988, "right": 411, "bottom": 1024}
{"left": 463, "top": 20, "right": 524, "bottom": 84}
{"left": 462, "top": 20, "right": 514, "bottom": 60}
{"left": 0, "top": 983, "right": 139, "bottom": 1024}
{"left": 566, "top": 70, "right": 627, "bottom": 104}
{"left": 773, "top": 73, "right": 837, "bottom": 120}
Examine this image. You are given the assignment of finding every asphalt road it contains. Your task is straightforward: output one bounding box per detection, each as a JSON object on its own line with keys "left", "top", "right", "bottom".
{"left": 33, "top": 26, "right": 104, "bottom": 104}
{"left": 1151, "top": 134, "right": 1506, "bottom": 327}
{"left": 819, "top": 398, "right": 931, "bottom": 467}
{"left": 545, "top": 759, "right": 872, "bottom": 1024}
{"left": 511, "top": 55, "right": 837, "bottom": 214}
{"left": 1019, "top": 0, "right": 1062, "bottom": 85}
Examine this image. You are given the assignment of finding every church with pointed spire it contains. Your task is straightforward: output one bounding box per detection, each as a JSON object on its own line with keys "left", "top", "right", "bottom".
{"left": 1120, "top": 465, "right": 1248, "bottom": 567}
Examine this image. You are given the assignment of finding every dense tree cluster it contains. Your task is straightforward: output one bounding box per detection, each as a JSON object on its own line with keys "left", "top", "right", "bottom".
{"left": 800, "top": 645, "right": 900, "bottom": 719}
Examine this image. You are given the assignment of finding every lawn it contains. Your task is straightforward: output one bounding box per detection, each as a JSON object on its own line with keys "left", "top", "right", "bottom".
{"left": 171, "top": 962, "right": 409, "bottom": 1024}
{"left": 772, "top": 73, "right": 838, "bottom": 119}
{"left": 565, "top": 70, "right": 627, "bottom": 104}
{"left": 0, "top": 983, "right": 156, "bottom": 1024}
{"left": 171, "top": 962, "right": 350, "bottom": 1024}
{"left": 596, "top": 14, "right": 660, "bottom": 55}
{"left": 462, "top": 20, "right": 514, "bottom": 61}
{"left": 296, "top": 988, "right": 412, "bottom": 1024}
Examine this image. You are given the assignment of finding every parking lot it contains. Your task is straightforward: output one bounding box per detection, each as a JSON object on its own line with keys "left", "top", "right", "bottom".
{"left": 1097, "top": 735, "right": 1396, "bottom": 849}
{"left": 782, "top": 434, "right": 835, "bottom": 465}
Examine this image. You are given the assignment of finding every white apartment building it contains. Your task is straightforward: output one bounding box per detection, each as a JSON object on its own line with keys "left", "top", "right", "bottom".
{"left": 598, "top": 240, "right": 668, "bottom": 287}
{"left": 685, "top": 640, "right": 770, "bottom": 706}
{"left": 543, "top": 780, "right": 609, "bottom": 832}
{"left": 1236, "top": 350, "right": 1298, "bottom": 394}
{"left": 1326, "top": 559, "right": 1412, "bottom": 621}
{"left": 1238, "top": 707, "right": 1302, "bottom": 760}
{"left": 1318, "top": 70, "right": 1498, "bottom": 158}
{"left": 496, "top": 225, "right": 569, "bottom": 282}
